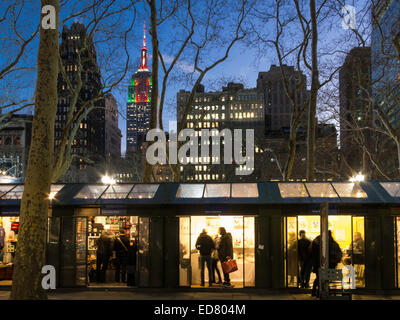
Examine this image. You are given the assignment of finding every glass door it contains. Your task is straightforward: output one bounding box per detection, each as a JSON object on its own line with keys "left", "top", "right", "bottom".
{"left": 138, "top": 217, "right": 150, "bottom": 287}
{"left": 395, "top": 217, "right": 400, "bottom": 288}
{"left": 60, "top": 217, "right": 87, "bottom": 287}
{"left": 179, "top": 216, "right": 255, "bottom": 288}
{"left": 179, "top": 217, "right": 191, "bottom": 287}
{"left": 284, "top": 216, "right": 320, "bottom": 288}
{"left": 75, "top": 217, "right": 87, "bottom": 286}
{"left": 47, "top": 217, "right": 61, "bottom": 287}
{"left": 244, "top": 217, "right": 255, "bottom": 287}
{"left": 284, "top": 215, "right": 365, "bottom": 289}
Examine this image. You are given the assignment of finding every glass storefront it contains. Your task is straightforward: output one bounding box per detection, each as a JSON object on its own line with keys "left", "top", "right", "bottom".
{"left": 284, "top": 216, "right": 319, "bottom": 287}
{"left": 0, "top": 216, "right": 19, "bottom": 286}
{"left": 86, "top": 216, "right": 144, "bottom": 287}
{"left": 396, "top": 217, "right": 400, "bottom": 288}
{"left": 179, "top": 215, "right": 255, "bottom": 288}
{"left": 284, "top": 215, "right": 365, "bottom": 289}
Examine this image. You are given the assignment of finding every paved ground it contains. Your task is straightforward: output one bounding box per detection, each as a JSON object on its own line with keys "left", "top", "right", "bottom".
{"left": 0, "top": 289, "right": 398, "bottom": 300}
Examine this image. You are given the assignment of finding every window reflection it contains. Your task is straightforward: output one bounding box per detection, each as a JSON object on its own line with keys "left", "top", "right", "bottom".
{"left": 305, "top": 183, "right": 338, "bottom": 198}
{"left": 279, "top": 183, "right": 309, "bottom": 198}
{"left": 2, "top": 185, "right": 24, "bottom": 199}
{"left": 380, "top": 182, "right": 400, "bottom": 197}
{"left": 74, "top": 185, "right": 107, "bottom": 199}
{"left": 0, "top": 185, "right": 17, "bottom": 198}
{"left": 176, "top": 184, "right": 204, "bottom": 198}
{"left": 332, "top": 183, "right": 367, "bottom": 198}
{"left": 49, "top": 184, "right": 64, "bottom": 200}
{"left": 101, "top": 184, "right": 133, "bottom": 199}
{"left": 231, "top": 183, "right": 258, "bottom": 198}
{"left": 128, "top": 184, "right": 159, "bottom": 199}
{"left": 204, "top": 184, "right": 230, "bottom": 198}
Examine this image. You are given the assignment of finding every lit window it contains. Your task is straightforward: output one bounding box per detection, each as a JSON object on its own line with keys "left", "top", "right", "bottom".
{"left": 305, "top": 183, "right": 337, "bottom": 198}
{"left": 128, "top": 184, "right": 159, "bottom": 199}
{"left": 232, "top": 183, "right": 258, "bottom": 198}
{"left": 278, "top": 183, "right": 309, "bottom": 198}
{"left": 332, "top": 183, "right": 367, "bottom": 198}
{"left": 74, "top": 185, "right": 108, "bottom": 199}
{"left": 380, "top": 182, "right": 400, "bottom": 197}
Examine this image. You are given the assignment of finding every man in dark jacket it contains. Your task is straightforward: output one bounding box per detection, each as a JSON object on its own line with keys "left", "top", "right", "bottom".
{"left": 311, "top": 231, "right": 342, "bottom": 297}
{"left": 126, "top": 238, "right": 138, "bottom": 286}
{"left": 195, "top": 229, "right": 215, "bottom": 287}
{"left": 298, "top": 230, "right": 312, "bottom": 288}
{"left": 114, "top": 230, "right": 130, "bottom": 283}
{"left": 96, "top": 230, "right": 114, "bottom": 283}
{"left": 217, "top": 227, "right": 234, "bottom": 287}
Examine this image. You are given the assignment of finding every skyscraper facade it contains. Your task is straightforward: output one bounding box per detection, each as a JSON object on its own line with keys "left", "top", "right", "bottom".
{"left": 257, "top": 65, "right": 309, "bottom": 135}
{"left": 126, "top": 23, "right": 152, "bottom": 154}
{"left": 0, "top": 114, "right": 32, "bottom": 180}
{"left": 177, "top": 82, "right": 264, "bottom": 182}
{"left": 105, "top": 94, "right": 122, "bottom": 161}
{"left": 372, "top": 0, "right": 400, "bottom": 127}
{"left": 56, "top": 22, "right": 120, "bottom": 182}
{"left": 370, "top": 0, "right": 400, "bottom": 178}
{"left": 339, "top": 47, "right": 373, "bottom": 178}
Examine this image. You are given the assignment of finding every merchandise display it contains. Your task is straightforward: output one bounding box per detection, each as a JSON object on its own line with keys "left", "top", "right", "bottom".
{"left": 284, "top": 215, "right": 366, "bottom": 289}
{"left": 0, "top": 217, "right": 19, "bottom": 283}
{"left": 87, "top": 216, "right": 139, "bottom": 286}
{"left": 179, "top": 215, "right": 255, "bottom": 288}
{"left": 397, "top": 217, "right": 400, "bottom": 288}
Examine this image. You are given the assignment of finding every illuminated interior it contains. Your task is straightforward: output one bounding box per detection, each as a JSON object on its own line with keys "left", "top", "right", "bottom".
{"left": 0, "top": 216, "right": 20, "bottom": 286}
{"left": 86, "top": 216, "right": 140, "bottom": 287}
{"left": 396, "top": 217, "right": 400, "bottom": 288}
{"left": 285, "top": 215, "right": 366, "bottom": 288}
{"left": 179, "top": 216, "right": 255, "bottom": 288}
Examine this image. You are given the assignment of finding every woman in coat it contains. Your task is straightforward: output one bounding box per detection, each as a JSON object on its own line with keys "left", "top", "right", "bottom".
{"left": 217, "top": 227, "right": 233, "bottom": 287}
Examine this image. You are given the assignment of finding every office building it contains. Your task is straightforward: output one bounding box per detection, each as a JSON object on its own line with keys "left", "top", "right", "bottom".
{"left": 177, "top": 82, "right": 264, "bottom": 182}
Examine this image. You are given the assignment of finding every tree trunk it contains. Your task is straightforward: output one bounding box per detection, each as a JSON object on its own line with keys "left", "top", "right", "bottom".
{"left": 285, "top": 130, "right": 297, "bottom": 180}
{"left": 10, "top": 0, "right": 59, "bottom": 300}
{"left": 307, "top": 0, "right": 319, "bottom": 181}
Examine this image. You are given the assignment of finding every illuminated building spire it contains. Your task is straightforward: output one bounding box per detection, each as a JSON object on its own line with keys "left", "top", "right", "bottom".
{"left": 139, "top": 20, "right": 148, "bottom": 70}
{"left": 143, "top": 20, "right": 146, "bottom": 47}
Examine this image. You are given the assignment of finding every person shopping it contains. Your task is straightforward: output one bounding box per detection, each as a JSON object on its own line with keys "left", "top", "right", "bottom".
{"left": 211, "top": 234, "right": 223, "bottom": 284}
{"left": 114, "top": 230, "right": 130, "bottom": 283}
{"left": 217, "top": 227, "right": 233, "bottom": 287}
{"left": 96, "top": 230, "right": 114, "bottom": 283}
{"left": 195, "top": 229, "right": 215, "bottom": 287}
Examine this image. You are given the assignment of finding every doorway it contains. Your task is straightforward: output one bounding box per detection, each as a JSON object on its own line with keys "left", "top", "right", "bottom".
{"left": 179, "top": 215, "right": 255, "bottom": 288}
{"left": 284, "top": 215, "right": 366, "bottom": 288}
{"left": 395, "top": 217, "right": 400, "bottom": 288}
{"left": 86, "top": 216, "right": 149, "bottom": 287}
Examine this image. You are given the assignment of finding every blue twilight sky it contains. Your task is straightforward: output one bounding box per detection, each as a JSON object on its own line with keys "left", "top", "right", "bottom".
{"left": 0, "top": 0, "right": 370, "bottom": 155}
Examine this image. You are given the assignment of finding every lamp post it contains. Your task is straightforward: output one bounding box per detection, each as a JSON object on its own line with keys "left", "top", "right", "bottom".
{"left": 265, "top": 148, "right": 284, "bottom": 180}
{"left": 349, "top": 173, "right": 365, "bottom": 182}
{"left": 101, "top": 175, "right": 116, "bottom": 185}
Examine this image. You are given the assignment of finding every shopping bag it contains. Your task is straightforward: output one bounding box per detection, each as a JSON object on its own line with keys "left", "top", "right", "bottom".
{"left": 222, "top": 259, "right": 238, "bottom": 274}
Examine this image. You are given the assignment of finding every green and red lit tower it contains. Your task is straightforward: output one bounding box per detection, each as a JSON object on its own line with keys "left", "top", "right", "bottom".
{"left": 126, "top": 22, "right": 152, "bottom": 154}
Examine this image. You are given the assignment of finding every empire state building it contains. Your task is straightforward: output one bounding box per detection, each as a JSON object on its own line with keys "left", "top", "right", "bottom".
{"left": 126, "top": 22, "right": 152, "bottom": 154}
